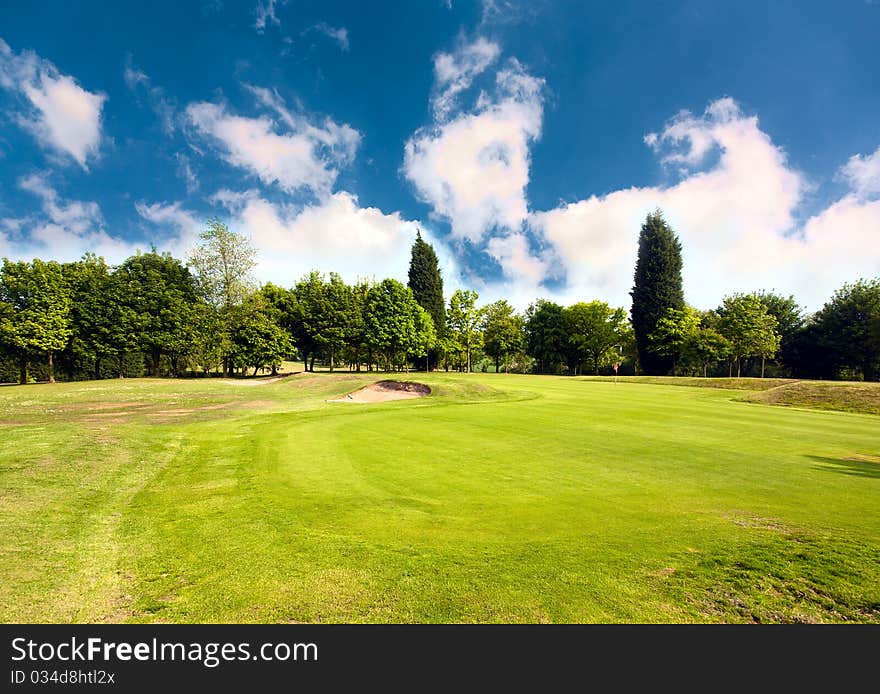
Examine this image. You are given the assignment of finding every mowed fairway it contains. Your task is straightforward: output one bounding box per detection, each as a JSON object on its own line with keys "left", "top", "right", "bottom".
{"left": 1, "top": 373, "right": 878, "bottom": 623}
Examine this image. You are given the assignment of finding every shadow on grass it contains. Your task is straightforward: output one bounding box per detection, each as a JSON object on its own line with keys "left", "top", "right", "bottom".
{"left": 808, "top": 455, "right": 880, "bottom": 479}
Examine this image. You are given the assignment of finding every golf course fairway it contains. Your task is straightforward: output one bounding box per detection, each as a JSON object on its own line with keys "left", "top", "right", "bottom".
{"left": 1, "top": 373, "right": 878, "bottom": 623}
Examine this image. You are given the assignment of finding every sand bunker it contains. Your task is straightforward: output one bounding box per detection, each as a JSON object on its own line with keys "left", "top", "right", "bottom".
{"left": 329, "top": 380, "right": 431, "bottom": 403}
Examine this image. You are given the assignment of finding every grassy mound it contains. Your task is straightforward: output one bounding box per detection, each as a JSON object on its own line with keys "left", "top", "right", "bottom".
{"left": 578, "top": 376, "right": 792, "bottom": 391}
{"left": 743, "top": 381, "right": 880, "bottom": 416}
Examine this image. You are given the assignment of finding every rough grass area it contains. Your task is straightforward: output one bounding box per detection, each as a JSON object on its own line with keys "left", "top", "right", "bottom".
{"left": 741, "top": 381, "right": 880, "bottom": 416}
{"left": 579, "top": 376, "right": 793, "bottom": 391}
{"left": 1, "top": 373, "right": 878, "bottom": 623}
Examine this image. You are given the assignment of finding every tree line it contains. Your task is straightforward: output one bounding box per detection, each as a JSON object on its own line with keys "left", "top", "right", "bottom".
{"left": 1, "top": 213, "right": 878, "bottom": 383}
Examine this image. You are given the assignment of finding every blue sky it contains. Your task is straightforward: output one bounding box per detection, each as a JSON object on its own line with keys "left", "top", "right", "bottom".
{"left": 1, "top": 0, "right": 878, "bottom": 311}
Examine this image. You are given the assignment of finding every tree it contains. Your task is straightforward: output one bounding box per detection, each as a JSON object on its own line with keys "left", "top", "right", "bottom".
{"left": 116, "top": 250, "right": 197, "bottom": 377}
{"left": 630, "top": 210, "right": 685, "bottom": 375}
{"left": 410, "top": 305, "right": 438, "bottom": 372}
{"left": 0, "top": 259, "right": 72, "bottom": 383}
{"left": 684, "top": 327, "right": 731, "bottom": 378}
{"left": 812, "top": 278, "right": 880, "bottom": 381}
{"left": 750, "top": 291, "right": 803, "bottom": 375}
{"left": 719, "top": 294, "right": 781, "bottom": 377}
{"left": 228, "top": 293, "right": 294, "bottom": 376}
{"left": 525, "top": 299, "right": 566, "bottom": 374}
{"left": 188, "top": 219, "right": 257, "bottom": 376}
{"left": 292, "top": 271, "right": 328, "bottom": 372}
{"left": 648, "top": 306, "right": 701, "bottom": 375}
{"left": 564, "top": 301, "right": 630, "bottom": 375}
{"left": 64, "top": 254, "right": 139, "bottom": 380}
{"left": 407, "top": 230, "right": 446, "bottom": 361}
{"left": 364, "top": 279, "right": 422, "bottom": 371}
{"left": 447, "top": 289, "right": 482, "bottom": 373}
{"left": 482, "top": 300, "right": 523, "bottom": 373}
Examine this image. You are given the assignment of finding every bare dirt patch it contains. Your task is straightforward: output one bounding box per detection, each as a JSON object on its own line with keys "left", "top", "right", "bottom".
{"left": 221, "top": 374, "right": 296, "bottom": 386}
{"left": 329, "top": 380, "right": 431, "bottom": 403}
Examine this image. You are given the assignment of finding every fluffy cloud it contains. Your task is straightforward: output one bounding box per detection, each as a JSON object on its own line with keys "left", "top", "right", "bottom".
{"left": 185, "top": 89, "right": 360, "bottom": 198}
{"left": 0, "top": 38, "right": 106, "bottom": 169}
{"left": 839, "top": 145, "right": 880, "bottom": 199}
{"left": 135, "top": 190, "right": 460, "bottom": 290}
{"left": 404, "top": 55, "right": 544, "bottom": 243}
{"left": 530, "top": 99, "right": 880, "bottom": 310}
{"left": 432, "top": 37, "right": 500, "bottom": 120}
{"left": 405, "top": 37, "right": 879, "bottom": 311}
{"left": 215, "top": 190, "right": 458, "bottom": 287}
{"left": 7, "top": 174, "right": 135, "bottom": 261}
{"left": 134, "top": 201, "right": 203, "bottom": 257}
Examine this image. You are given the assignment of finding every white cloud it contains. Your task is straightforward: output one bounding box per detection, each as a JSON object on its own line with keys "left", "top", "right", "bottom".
{"left": 185, "top": 91, "right": 360, "bottom": 197}
{"left": 839, "top": 145, "right": 880, "bottom": 199}
{"left": 0, "top": 38, "right": 106, "bottom": 169}
{"left": 134, "top": 201, "right": 203, "bottom": 257}
{"left": 307, "top": 22, "right": 350, "bottom": 51}
{"left": 254, "top": 0, "right": 284, "bottom": 33}
{"left": 431, "top": 37, "right": 500, "bottom": 120}
{"left": 124, "top": 56, "right": 176, "bottom": 135}
{"left": 530, "top": 98, "right": 880, "bottom": 311}
{"left": 208, "top": 190, "right": 460, "bottom": 288}
{"left": 175, "top": 152, "right": 199, "bottom": 194}
{"left": 404, "top": 54, "right": 544, "bottom": 243}
{"left": 8, "top": 173, "right": 136, "bottom": 262}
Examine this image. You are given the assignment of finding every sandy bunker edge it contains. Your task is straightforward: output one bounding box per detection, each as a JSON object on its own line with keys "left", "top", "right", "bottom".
{"left": 328, "top": 380, "right": 431, "bottom": 403}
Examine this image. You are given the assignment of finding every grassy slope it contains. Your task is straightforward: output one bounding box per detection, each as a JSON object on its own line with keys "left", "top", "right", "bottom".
{"left": 1, "top": 373, "right": 878, "bottom": 623}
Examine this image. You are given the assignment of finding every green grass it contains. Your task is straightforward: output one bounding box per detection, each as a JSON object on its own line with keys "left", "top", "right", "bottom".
{"left": 1, "top": 373, "right": 878, "bottom": 623}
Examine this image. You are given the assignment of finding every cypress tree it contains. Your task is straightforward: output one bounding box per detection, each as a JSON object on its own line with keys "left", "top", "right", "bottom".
{"left": 407, "top": 230, "right": 445, "bottom": 336}
{"left": 630, "top": 210, "right": 684, "bottom": 375}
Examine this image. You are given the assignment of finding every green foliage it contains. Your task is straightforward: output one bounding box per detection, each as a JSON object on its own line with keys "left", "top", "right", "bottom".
{"left": 364, "top": 278, "right": 424, "bottom": 370}
{"left": 649, "top": 306, "right": 701, "bottom": 375}
{"left": 564, "top": 301, "right": 630, "bottom": 375}
{"left": 447, "top": 289, "right": 482, "bottom": 372}
{"left": 482, "top": 300, "right": 523, "bottom": 373}
{"left": 187, "top": 219, "right": 256, "bottom": 311}
{"left": 525, "top": 299, "right": 566, "bottom": 374}
{"left": 0, "top": 258, "right": 73, "bottom": 382}
{"left": 812, "top": 278, "right": 880, "bottom": 381}
{"left": 116, "top": 250, "right": 198, "bottom": 376}
{"left": 630, "top": 210, "right": 685, "bottom": 375}
{"left": 228, "top": 294, "right": 294, "bottom": 375}
{"left": 719, "top": 294, "right": 781, "bottom": 377}
{"left": 407, "top": 230, "right": 446, "bottom": 336}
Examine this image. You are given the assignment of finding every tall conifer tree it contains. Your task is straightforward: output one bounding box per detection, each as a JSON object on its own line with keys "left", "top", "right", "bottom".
{"left": 630, "top": 210, "right": 684, "bottom": 375}
{"left": 407, "top": 230, "right": 445, "bottom": 368}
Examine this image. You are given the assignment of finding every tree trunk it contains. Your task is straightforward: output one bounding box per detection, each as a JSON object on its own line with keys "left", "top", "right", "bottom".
{"left": 761, "top": 355, "right": 766, "bottom": 378}
{"left": 495, "top": 355, "right": 499, "bottom": 373}
{"left": 94, "top": 356, "right": 101, "bottom": 381}
{"left": 19, "top": 357, "right": 28, "bottom": 385}
{"left": 118, "top": 354, "right": 125, "bottom": 379}
{"left": 703, "top": 363, "right": 707, "bottom": 378}
{"left": 737, "top": 358, "right": 741, "bottom": 378}
{"left": 594, "top": 355, "right": 600, "bottom": 375}
{"left": 271, "top": 364, "right": 277, "bottom": 376}
{"left": 728, "top": 360, "right": 732, "bottom": 378}
{"left": 309, "top": 355, "right": 316, "bottom": 372}
{"left": 329, "top": 352, "right": 334, "bottom": 372}
{"left": 48, "top": 351, "right": 55, "bottom": 383}
{"left": 426, "top": 355, "right": 429, "bottom": 372}
{"left": 253, "top": 365, "right": 259, "bottom": 376}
